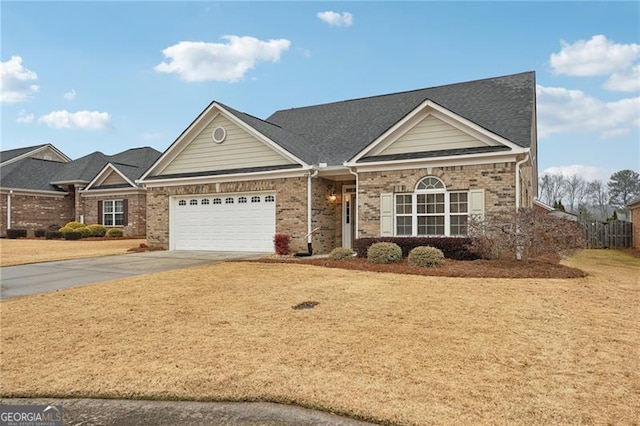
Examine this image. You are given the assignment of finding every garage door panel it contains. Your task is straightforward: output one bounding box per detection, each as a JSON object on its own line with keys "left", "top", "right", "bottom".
{"left": 171, "top": 193, "right": 276, "bottom": 252}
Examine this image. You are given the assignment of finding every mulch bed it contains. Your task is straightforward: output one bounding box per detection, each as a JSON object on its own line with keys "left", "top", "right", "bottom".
{"left": 256, "top": 256, "right": 587, "bottom": 279}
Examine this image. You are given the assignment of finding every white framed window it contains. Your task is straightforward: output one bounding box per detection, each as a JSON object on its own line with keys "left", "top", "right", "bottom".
{"left": 178, "top": 200, "right": 186, "bottom": 206}
{"left": 201, "top": 198, "right": 210, "bottom": 205}
{"left": 225, "top": 197, "right": 234, "bottom": 204}
{"left": 212, "top": 198, "right": 222, "bottom": 205}
{"left": 238, "top": 196, "right": 247, "bottom": 204}
{"left": 103, "top": 200, "right": 124, "bottom": 227}
{"left": 394, "top": 177, "right": 469, "bottom": 237}
{"left": 190, "top": 199, "right": 198, "bottom": 206}
{"left": 265, "top": 195, "right": 275, "bottom": 203}
{"left": 251, "top": 196, "right": 261, "bottom": 203}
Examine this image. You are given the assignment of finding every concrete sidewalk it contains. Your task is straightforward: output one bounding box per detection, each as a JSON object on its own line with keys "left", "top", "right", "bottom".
{"left": 0, "top": 398, "right": 377, "bottom": 425}
{"left": 0, "top": 251, "right": 266, "bottom": 299}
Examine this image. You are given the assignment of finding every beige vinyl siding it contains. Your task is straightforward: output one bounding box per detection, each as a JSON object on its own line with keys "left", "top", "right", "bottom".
{"left": 377, "top": 115, "right": 494, "bottom": 156}
{"left": 101, "top": 170, "right": 128, "bottom": 186}
{"left": 162, "top": 114, "right": 294, "bottom": 175}
{"left": 32, "top": 147, "right": 68, "bottom": 163}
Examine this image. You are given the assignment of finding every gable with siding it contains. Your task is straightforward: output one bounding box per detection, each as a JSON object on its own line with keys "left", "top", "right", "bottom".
{"left": 99, "top": 170, "right": 129, "bottom": 186}
{"left": 161, "top": 113, "right": 296, "bottom": 175}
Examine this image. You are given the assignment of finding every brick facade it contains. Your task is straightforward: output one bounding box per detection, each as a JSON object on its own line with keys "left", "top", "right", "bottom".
{"left": 357, "top": 162, "right": 517, "bottom": 237}
{"left": 630, "top": 203, "right": 640, "bottom": 249}
{"left": 0, "top": 191, "right": 74, "bottom": 236}
{"left": 83, "top": 192, "right": 148, "bottom": 237}
{"left": 146, "top": 177, "right": 312, "bottom": 252}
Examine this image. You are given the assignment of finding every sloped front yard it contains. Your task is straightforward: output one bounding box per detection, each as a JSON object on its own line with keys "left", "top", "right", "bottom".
{"left": 1, "top": 250, "right": 638, "bottom": 425}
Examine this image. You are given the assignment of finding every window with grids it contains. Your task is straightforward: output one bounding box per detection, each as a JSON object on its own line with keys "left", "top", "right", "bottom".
{"left": 103, "top": 200, "right": 124, "bottom": 226}
{"left": 394, "top": 177, "right": 469, "bottom": 236}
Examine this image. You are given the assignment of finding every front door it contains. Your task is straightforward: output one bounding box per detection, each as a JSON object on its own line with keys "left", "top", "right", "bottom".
{"left": 342, "top": 185, "right": 357, "bottom": 248}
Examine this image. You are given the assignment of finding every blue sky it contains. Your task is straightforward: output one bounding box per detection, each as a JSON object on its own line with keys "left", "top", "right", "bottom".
{"left": 2, "top": 1, "right": 639, "bottom": 182}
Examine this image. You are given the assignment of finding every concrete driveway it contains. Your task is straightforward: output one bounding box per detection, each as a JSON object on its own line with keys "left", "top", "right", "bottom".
{"left": 0, "top": 251, "right": 266, "bottom": 300}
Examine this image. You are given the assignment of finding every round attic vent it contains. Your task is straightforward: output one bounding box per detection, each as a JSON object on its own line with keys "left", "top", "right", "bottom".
{"left": 212, "top": 126, "right": 226, "bottom": 143}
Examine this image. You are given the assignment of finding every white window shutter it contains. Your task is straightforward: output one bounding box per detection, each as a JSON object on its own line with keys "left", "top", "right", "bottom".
{"left": 469, "top": 189, "right": 485, "bottom": 221}
{"left": 380, "top": 193, "right": 394, "bottom": 236}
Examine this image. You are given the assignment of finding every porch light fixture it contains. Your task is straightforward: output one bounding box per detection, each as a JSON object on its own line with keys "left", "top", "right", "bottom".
{"left": 328, "top": 188, "right": 337, "bottom": 203}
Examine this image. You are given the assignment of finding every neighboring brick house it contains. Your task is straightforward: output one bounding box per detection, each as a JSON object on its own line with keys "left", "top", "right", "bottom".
{"left": 140, "top": 71, "right": 538, "bottom": 254}
{"left": 0, "top": 144, "right": 160, "bottom": 237}
{"left": 628, "top": 198, "right": 640, "bottom": 249}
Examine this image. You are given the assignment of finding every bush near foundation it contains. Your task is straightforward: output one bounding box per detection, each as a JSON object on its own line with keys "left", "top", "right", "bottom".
{"left": 106, "top": 228, "right": 124, "bottom": 238}
{"left": 86, "top": 224, "right": 107, "bottom": 237}
{"left": 367, "top": 242, "right": 402, "bottom": 264}
{"left": 408, "top": 246, "right": 445, "bottom": 267}
{"left": 64, "top": 231, "right": 82, "bottom": 240}
{"left": 64, "top": 221, "right": 85, "bottom": 230}
{"left": 45, "top": 231, "right": 63, "bottom": 239}
{"left": 355, "top": 237, "right": 479, "bottom": 260}
{"left": 6, "top": 229, "right": 27, "bottom": 239}
{"left": 273, "top": 233, "right": 291, "bottom": 255}
{"left": 34, "top": 229, "right": 46, "bottom": 238}
{"left": 328, "top": 247, "right": 355, "bottom": 260}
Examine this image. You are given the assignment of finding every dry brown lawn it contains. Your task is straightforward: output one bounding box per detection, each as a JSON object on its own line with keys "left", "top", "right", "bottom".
{"left": 0, "top": 238, "right": 146, "bottom": 267}
{"left": 1, "top": 249, "right": 638, "bottom": 425}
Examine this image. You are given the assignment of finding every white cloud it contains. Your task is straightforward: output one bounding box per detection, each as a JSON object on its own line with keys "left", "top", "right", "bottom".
{"left": 0, "top": 56, "right": 39, "bottom": 103}
{"left": 38, "top": 110, "right": 112, "bottom": 130}
{"left": 550, "top": 34, "right": 640, "bottom": 77}
{"left": 604, "top": 65, "right": 640, "bottom": 92}
{"left": 542, "top": 165, "right": 611, "bottom": 182}
{"left": 317, "top": 11, "right": 353, "bottom": 27}
{"left": 16, "top": 110, "right": 34, "bottom": 124}
{"left": 155, "top": 36, "right": 291, "bottom": 83}
{"left": 536, "top": 85, "right": 640, "bottom": 139}
{"left": 64, "top": 88, "right": 76, "bottom": 100}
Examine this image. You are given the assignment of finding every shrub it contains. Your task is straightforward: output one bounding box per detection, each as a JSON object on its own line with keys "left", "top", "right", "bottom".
{"left": 34, "top": 228, "right": 46, "bottom": 238}
{"left": 64, "top": 221, "right": 86, "bottom": 230}
{"left": 106, "top": 228, "right": 124, "bottom": 238}
{"left": 328, "top": 247, "right": 355, "bottom": 260}
{"left": 64, "top": 231, "right": 82, "bottom": 240}
{"left": 86, "top": 224, "right": 107, "bottom": 237}
{"left": 408, "top": 246, "right": 445, "bottom": 267}
{"left": 45, "top": 231, "right": 63, "bottom": 239}
{"left": 467, "top": 208, "right": 586, "bottom": 261}
{"left": 273, "top": 233, "right": 291, "bottom": 255}
{"left": 6, "top": 229, "right": 27, "bottom": 239}
{"left": 58, "top": 226, "right": 73, "bottom": 235}
{"left": 77, "top": 226, "right": 93, "bottom": 238}
{"left": 355, "top": 237, "right": 480, "bottom": 260}
{"left": 48, "top": 224, "right": 61, "bottom": 231}
{"left": 367, "top": 242, "right": 402, "bottom": 264}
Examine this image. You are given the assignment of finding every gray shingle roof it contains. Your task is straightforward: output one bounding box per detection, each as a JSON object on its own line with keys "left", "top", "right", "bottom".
{"left": 1, "top": 158, "right": 68, "bottom": 192}
{"left": 265, "top": 71, "right": 535, "bottom": 165}
{"left": 53, "top": 147, "right": 161, "bottom": 184}
{"left": 0, "top": 144, "right": 48, "bottom": 164}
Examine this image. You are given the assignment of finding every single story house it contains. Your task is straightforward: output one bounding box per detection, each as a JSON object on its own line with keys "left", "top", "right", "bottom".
{"left": 139, "top": 71, "right": 538, "bottom": 253}
{"left": 0, "top": 144, "right": 160, "bottom": 237}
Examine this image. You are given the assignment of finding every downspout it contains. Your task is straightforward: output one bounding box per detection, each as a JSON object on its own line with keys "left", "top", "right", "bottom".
{"left": 514, "top": 152, "right": 530, "bottom": 261}
{"left": 305, "top": 168, "right": 319, "bottom": 254}
{"left": 515, "top": 152, "right": 530, "bottom": 212}
{"left": 346, "top": 166, "right": 359, "bottom": 241}
{"left": 7, "top": 190, "right": 12, "bottom": 231}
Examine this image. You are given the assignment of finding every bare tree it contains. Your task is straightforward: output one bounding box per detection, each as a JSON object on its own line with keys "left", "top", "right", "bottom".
{"left": 587, "top": 180, "right": 609, "bottom": 219}
{"left": 538, "top": 173, "right": 566, "bottom": 205}
{"left": 564, "top": 174, "right": 586, "bottom": 212}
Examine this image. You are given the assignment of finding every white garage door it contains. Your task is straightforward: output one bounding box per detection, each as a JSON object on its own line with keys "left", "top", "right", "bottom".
{"left": 171, "top": 193, "right": 276, "bottom": 252}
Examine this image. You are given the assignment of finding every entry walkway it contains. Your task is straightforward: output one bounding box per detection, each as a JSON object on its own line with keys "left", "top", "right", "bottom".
{"left": 0, "top": 251, "right": 266, "bottom": 299}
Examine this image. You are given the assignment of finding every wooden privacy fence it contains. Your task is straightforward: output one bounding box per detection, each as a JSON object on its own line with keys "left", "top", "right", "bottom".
{"left": 582, "top": 220, "right": 633, "bottom": 248}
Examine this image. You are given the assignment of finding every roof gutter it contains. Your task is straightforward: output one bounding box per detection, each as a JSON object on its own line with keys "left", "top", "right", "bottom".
{"left": 515, "top": 151, "right": 530, "bottom": 211}
{"left": 345, "top": 164, "right": 359, "bottom": 242}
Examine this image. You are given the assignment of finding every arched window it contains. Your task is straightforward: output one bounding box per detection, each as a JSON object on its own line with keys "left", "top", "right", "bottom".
{"left": 394, "top": 176, "right": 468, "bottom": 236}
